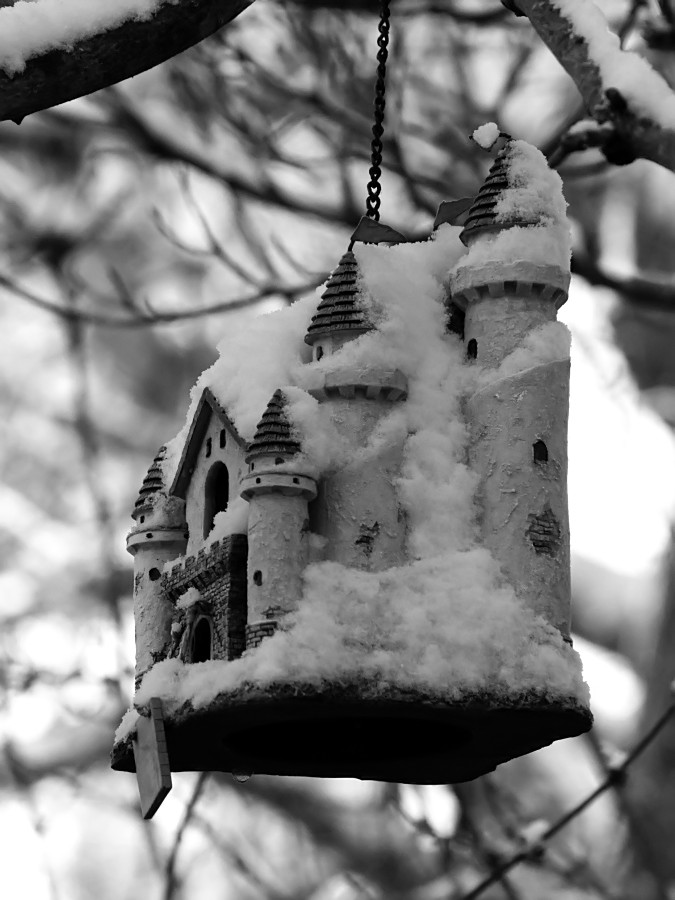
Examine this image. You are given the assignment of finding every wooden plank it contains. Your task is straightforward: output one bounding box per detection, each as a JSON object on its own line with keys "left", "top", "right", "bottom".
{"left": 133, "top": 697, "right": 172, "bottom": 819}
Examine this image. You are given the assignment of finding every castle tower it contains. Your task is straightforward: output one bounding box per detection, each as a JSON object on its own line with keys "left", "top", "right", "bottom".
{"left": 304, "top": 249, "right": 409, "bottom": 571}
{"left": 240, "top": 391, "right": 317, "bottom": 649}
{"left": 127, "top": 447, "right": 187, "bottom": 684}
{"left": 449, "top": 141, "right": 572, "bottom": 638}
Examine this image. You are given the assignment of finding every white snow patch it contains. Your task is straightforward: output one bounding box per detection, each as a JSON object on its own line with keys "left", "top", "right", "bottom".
{"left": 205, "top": 497, "right": 249, "bottom": 544}
{"left": 176, "top": 586, "right": 200, "bottom": 610}
{"left": 137, "top": 549, "right": 588, "bottom": 713}
{"left": 472, "top": 122, "right": 500, "bottom": 150}
{"left": 458, "top": 223, "right": 571, "bottom": 272}
{"left": 0, "top": 0, "right": 169, "bottom": 76}
{"left": 495, "top": 140, "right": 568, "bottom": 227}
{"left": 162, "top": 294, "right": 316, "bottom": 482}
{"left": 454, "top": 142, "right": 571, "bottom": 272}
{"left": 475, "top": 322, "right": 571, "bottom": 389}
{"left": 114, "top": 707, "right": 140, "bottom": 742}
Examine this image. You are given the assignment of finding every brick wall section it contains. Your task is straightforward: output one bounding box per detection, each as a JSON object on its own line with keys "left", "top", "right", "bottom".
{"left": 246, "top": 621, "right": 278, "bottom": 649}
{"left": 526, "top": 506, "right": 561, "bottom": 557}
{"left": 161, "top": 535, "right": 248, "bottom": 660}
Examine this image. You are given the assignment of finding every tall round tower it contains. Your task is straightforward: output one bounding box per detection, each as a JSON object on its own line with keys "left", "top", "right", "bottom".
{"left": 127, "top": 447, "right": 187, "bottom": 685}
{"left": 304, "top": 248, "right": 409, "bottom": 571}
{"left": 449, "top": 140, "right": 572, "bottom": 639}
{"left": 240, "top": 391, "right": 317, "bottom": 649}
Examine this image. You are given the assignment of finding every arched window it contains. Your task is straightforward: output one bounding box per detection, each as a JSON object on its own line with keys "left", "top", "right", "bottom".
{"left": 203, "top": 461, "right": 229, "bottom": 537}
{"left": 467, "top": 339, "right": 478, "bottom": 360}
{"left": 192, "top": 617, "right": 212, "bottom": 663}
{"left": 533, "top": 440, "right": 549, "bottom": 463}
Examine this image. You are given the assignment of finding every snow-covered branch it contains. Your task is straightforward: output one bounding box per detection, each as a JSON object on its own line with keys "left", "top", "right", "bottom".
{"left": 513, "top": 0, "right": 675, "bottom": 171}
{"left": 0, "top": 0, "right": 253, "bottom": 123}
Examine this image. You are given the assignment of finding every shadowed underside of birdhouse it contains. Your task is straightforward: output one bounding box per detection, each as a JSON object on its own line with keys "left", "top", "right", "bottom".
{"left": 113, "top": 684, "right": 590, "bottom": 785}
{"left": 111, "top": 137, "right": 593, "bottom": 811}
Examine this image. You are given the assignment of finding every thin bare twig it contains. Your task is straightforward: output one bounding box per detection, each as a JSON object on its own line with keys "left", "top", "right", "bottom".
{"left": 459, "top": 703, "right": 675, "bottom": 900}
{"left": 163, "top": 773, "right": 210, "bottom": 900}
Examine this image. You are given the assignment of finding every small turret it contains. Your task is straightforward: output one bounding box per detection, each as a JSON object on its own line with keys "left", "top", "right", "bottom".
{"left": 450, "top": 140, "right": 570, "bottom": 369}
{"left": 240, "top": 391, "right": 317, "bottom": 649}
{"left": 128, "top": 447, "right": 187, "bottom": 685}
{"left": 304, "top": 251, "right": 373, "bottom": 360}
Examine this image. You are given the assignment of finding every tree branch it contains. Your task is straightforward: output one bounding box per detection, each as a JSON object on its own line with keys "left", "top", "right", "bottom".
{"left": 0, "top": 0, "right": 254, "bottom": 124}
{"left": 514, "top": 0, "right": 675, "bottom": 171}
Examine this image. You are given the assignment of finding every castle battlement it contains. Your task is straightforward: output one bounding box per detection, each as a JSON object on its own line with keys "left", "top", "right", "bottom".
{"left": 162, "top": 535, "right": 247, "bottom": 603}
{"left": 449, "top": 261, "right": 569, "bottom": 310}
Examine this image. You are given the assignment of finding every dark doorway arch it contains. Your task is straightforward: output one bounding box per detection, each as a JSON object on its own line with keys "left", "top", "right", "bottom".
{"left": 203, "top": 461, "right": 229, "bottom": 537}
{"left": 192, "top": 617, "right": 212, "bottom": 663}
{"left": 467, "top": 339, "right": 478, "bottom": 360}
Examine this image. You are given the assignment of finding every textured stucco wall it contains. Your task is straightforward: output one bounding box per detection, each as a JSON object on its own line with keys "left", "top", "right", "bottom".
{"left": 132, "top": 533, "right": 187, "bottom": 682}
{"left": 311, "top": 396, "right": 407, "bottom": 571}
{"left": 184, "top": 417, "right": 246, "bottom": 555}
{"left": 464, "top": 295, "right": 557, "bottom": 368}
{"left": 466, "top": 359, "right": 571, "bottom": 637}
{"left": 246, "top": 492, "right": 311, "bottom": 625}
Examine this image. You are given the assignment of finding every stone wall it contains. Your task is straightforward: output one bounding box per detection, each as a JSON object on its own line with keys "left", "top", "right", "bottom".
{"left": 162, "top": 535, "right": 248, "bottom": 660}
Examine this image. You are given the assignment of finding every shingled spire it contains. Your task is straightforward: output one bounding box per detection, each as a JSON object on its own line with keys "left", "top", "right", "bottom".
{"left": 133, "top": 446, "right": 167, "bottom": 520}
{"left": 246, "top": 390, "right": 301, "bottom": 463}
{"left": 460, "top": 142, "right": 541, "bottom": 246}
{"left": 305, "top": 251, "right": 372, "bottom": 345}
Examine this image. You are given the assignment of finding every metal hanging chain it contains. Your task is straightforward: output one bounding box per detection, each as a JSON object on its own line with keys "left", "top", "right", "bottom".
{"left": 365, "top": 0, "right": 391, "bottom": 221}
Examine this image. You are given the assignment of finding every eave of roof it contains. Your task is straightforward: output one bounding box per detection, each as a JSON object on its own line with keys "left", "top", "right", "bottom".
{"left": 169, "top": 387, "right": 246, "bottom": 499}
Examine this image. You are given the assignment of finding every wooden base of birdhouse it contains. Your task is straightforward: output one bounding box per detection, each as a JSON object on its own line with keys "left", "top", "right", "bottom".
{"left": 111, "top": 682, "right": 592, "bottom": 783}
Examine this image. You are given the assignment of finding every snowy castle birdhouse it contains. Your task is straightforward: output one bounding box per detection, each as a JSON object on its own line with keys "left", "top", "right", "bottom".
{"left": 112, "top": 137, "right": 592, "bottom": 811}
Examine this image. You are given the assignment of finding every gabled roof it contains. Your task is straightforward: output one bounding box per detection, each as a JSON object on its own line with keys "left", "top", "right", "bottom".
{"left": 246, "top": 389, "right": 301, "bottom": 463}
{"left": 133, "top": 445, "right": 167, "bottom": 519}
{"left": 169, "top": 387, "right": 246, "bottom": 499}
{"left": 304, "top": 250, "right": 373, "bottom": 345}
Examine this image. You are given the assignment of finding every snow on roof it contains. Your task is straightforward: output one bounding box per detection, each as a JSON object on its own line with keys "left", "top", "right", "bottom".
{"left": 304, "top": 250, "right": 373, "bottom": 345}
{"left": 169, "top": 388, "right": 246, "bottom": 500}
{"left": 456, "top": 140, "right": 571, "bottom": 272}
{"left": 461, "top": 140, "right": 566, "bottom": 245}
{"left": 471, "top": 122, "right": 501, "bottom": 150}
{"left": 245, "top": 389, "right": 302, "bottom": 463}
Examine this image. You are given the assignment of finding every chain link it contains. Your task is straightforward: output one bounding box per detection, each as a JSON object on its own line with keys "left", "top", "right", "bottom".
{"left": 365, "top": 0, "right": 391, "bottom": 221}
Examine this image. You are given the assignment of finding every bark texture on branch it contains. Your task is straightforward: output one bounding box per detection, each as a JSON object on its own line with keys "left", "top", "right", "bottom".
{"left": 515, "top": 0, "right": 675, "bottom": 173}
{"left": 0, "top": 0, "right": 252, "bottom": 123}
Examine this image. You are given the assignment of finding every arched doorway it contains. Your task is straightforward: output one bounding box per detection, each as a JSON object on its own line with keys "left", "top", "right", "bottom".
{"left": 192, "top": 617, "right": 212, "bottom": 663}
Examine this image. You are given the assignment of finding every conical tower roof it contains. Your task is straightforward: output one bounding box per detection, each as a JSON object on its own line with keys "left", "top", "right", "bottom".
{"left": 133, "top": 446, "right": 166, "bottom": 519}
{"left": 305, "top": 250, "right": 372, "bottom": 345}
{"left": 246, "top": 390, "right": 301, "bottom": 463}
{"left": 460, "top": 142, "right": 541, "bottom": 246}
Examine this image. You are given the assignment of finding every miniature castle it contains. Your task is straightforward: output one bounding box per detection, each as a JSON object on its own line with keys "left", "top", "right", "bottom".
{"left": 115, "top": 138, "right": 590, "bottom": 788}
{"left": 128, "top": 140, "right": 572, "bottom": 687}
